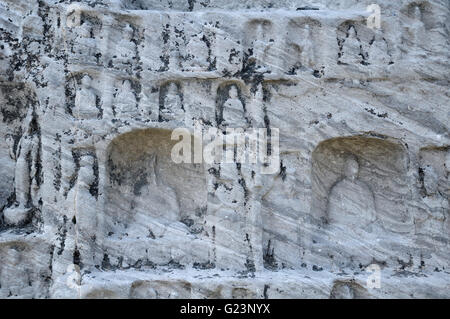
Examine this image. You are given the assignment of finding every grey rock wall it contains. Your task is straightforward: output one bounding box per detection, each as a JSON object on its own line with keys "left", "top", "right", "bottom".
{"left": 0, "top": 0, "right": 449, "bottom": 298}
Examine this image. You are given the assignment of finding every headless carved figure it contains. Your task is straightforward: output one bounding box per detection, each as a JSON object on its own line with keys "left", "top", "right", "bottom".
{"left": 65, "top": 154, "right": 97, "bottom": 265}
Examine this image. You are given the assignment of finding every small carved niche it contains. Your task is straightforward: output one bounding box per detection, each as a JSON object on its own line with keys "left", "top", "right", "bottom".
{"left": 65, "top": 72, "right": 102, "bottom": 120}
{"left": 67, "top": 10, "right": 103, "bottom": 64}
{"left": 404, "top": 1, "right": 434, "bottom": 30}
{"left": 67, "top": 10, "right": 103, "bottom": 34}
{"left": 285, "top": 18, "right": 321, "bottom": 72}
{"left": 0, "top": 82, "right": 40, "bottom": 222}
{"left": 245, "top": 19, "right": 274, "bottom": 69}
{"left": 112, "top": 77, "right": 140, "bottom": 118}
{"left": 108, "top": 20, "right": 140, "bottom": 69}
{"left": 336, "top": 20, "right": 372, "bottom": 66}
{"left": 158, "top": 81, "right": 184, "bottom": 122}
{"left": 215, "top": 81, "right": 248, "bottom": 128}
{"left": 181, "top": 22, "right": 215, "bottom": 72}
{"left": 67, "top": 148, "right": 99, "bottom": 199}
{"left": 418, "top": 146, "right": 449, "bottom": 197}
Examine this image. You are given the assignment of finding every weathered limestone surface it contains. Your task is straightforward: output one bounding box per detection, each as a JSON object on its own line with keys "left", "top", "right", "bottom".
{"left": 0, "top": 0, "right": 449, "bottom": 298}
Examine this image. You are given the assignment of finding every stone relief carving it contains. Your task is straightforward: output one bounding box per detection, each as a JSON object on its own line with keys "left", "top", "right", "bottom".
{"left": 0, "top": 0, "right": 449, "bottom": 298}
{"left": 216, "top": 83, "right": 247, "bottom": 128}
{"left": 104, "top": 129, "right": 207, "bottom": 267}
{"left": 338, "top": 24, "right": 363, "bottom": 65}
{"left": 65, "top": 150, "right": 99, "bottom": 265}
{"left": 285, "top": 19, "right": 321, "bottom": 72}
{"left": 183, "top": 32, "right": 210, "bottom": 72}
{"left": 416, "top": 147, "right": 450, "bottom": 237}
{"left": 309, "top": 136, "right": 412, "bottom": 268}
{"left": 367, "top": 30, "right": 392, "bottom": 66}
{"left": 69, "top": 13, "right": 102, "bottom": 65}
{"left": 404, "top": 4, "right": 427, "bottom": 51}
{"left": 114, "top": 79, "right": 138, "bottom": 118}
{"left": 2, "top": 108, "right": 41, "bottom": 226}
{"left": 73, "top": 74, "right": 100, "bottom": 120}
{"left": 159, "top": 81, "right": 184, "bottom": 122}
{"left": 248, "top": 20, "right": 273, "bottom": 72}
{"left": 113, "top": 23, "right": 136, "bottom": 67}
{"left": 326, "top": 155, "right": 376, "bottom": 228}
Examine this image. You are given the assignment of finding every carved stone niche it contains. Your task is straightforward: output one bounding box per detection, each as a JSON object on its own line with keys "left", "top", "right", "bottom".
{"left": 285, "top": 18, "right": 321, "bottom": 73}
{"left": 244, "top": 19, "right": 275, "bottom": 72}
{"left": 336, "top": 20, "right": 374, "bottom": 67}
{"left": 107, "top": 21, "right": 139, "bottom": 72}
{"left": 337, "top": 19, "right": 392, "bottom": 68}
{"left": 215, "top": 81, "right": 249, "bottom": 128}
{"left": 0, "top": 239, "right": 52, "bottom": 298}
{"left": 158, "top": 81, "right": 184, "bottom": 122}
{"left": 309, "top": 136, "right": 411, "bottom": 269}
{"left": 65, "top": 72, "right": 101, "bottom": 120}
{"left": 0, "top": 82, "right": 31, "bottom": 214}
{"left": 0, "top": 82, "right": 41, "bottom": 228}
{"left": 400, "top": 1, "right": 436, "bottom": 53}
{"left": 103, "top": 128, "right": 208, "bottom": 268}
{"left": 67, "top": 10, "right": 103, "bottom": 65}
{"left": 419, "top": 146, "right": 449, "bottom": 197}
{"left": 112, "top": 77, "right": 140, "bottom": 119}
{"left": 404, "top": 1, "right": 435, "bottom": 31}
{"left": 416, "top": 146, "right": 449, "bottom": 239}
{"left": 181, "top": 22, "right": 214, "bottom": 72}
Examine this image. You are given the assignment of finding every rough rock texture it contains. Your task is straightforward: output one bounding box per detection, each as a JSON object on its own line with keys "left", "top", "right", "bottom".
{"left": 0, "top": 0, "right": 449, "bottom": 298}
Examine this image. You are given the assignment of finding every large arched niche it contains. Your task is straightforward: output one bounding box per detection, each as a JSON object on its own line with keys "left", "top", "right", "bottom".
{"left": 308, "top": 135, "right": 412, "bottom": 268}
{"left": 103, "top": 128, "right": 208, "bottom": 266}
{"left": 310, "top": 135, "right": 411, "bottom": 233}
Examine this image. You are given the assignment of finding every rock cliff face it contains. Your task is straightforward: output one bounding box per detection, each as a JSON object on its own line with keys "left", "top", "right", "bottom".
{"left": 0, "top": 0, "right": 449, "bottom": 298}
